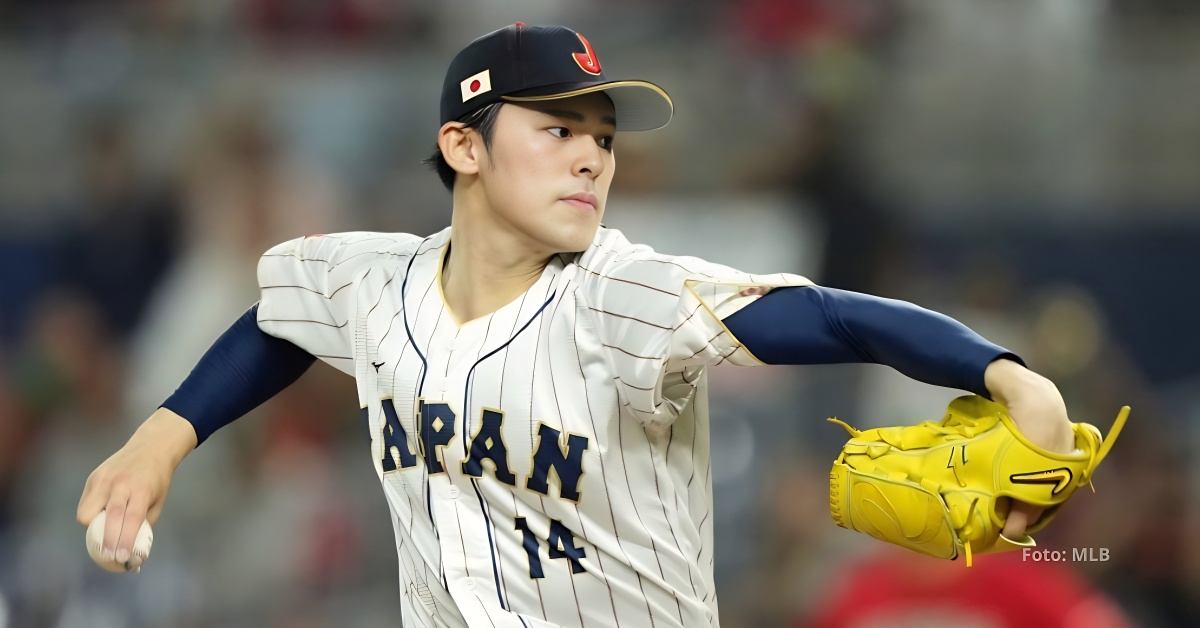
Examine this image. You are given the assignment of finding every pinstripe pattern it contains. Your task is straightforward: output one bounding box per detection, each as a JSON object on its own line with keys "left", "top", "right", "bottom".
{"left": 254, "top": 226, "right": 812, "bottom": 627}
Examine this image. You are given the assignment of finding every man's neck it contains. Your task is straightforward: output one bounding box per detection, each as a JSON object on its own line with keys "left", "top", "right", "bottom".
{"left": 441, "top": 201, "right": 550, "bottom": 325}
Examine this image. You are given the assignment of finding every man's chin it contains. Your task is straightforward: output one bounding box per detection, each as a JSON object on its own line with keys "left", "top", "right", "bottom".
{"left": 547, "top": 225, "right": 600, "bottom": 255}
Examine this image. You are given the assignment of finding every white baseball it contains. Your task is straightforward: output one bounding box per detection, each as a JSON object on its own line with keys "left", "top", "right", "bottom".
{"left": 85, "top": 510, "right": 154, "bottom": 573}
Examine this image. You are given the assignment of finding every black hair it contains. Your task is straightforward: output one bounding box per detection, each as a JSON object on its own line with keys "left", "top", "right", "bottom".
{"left": 424, "top": 102, "right": 505, "bottom": 192}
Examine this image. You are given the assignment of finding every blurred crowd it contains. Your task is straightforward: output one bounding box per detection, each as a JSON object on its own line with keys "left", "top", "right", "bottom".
{"left": 1, "top": 1, "right": 1198, "bottom": 626}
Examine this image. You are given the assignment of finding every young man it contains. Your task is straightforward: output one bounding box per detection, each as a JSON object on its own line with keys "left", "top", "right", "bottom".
{"left": 78, "top": 23, "right": 1075, "bottom": 627}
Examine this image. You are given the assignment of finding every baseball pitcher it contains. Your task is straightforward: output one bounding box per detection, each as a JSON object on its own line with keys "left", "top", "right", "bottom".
{"left": 77, "top": 23, "right": 1126, "bottom": 628}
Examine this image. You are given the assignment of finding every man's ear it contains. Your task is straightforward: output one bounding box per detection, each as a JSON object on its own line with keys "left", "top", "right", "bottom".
{"left": 438, "top": 122, "right": 482, "bottom": 177}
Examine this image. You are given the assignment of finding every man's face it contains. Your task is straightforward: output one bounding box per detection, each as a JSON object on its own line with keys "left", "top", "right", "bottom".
{"left": 475, "top": 92, "right": 616, "bottom": 253}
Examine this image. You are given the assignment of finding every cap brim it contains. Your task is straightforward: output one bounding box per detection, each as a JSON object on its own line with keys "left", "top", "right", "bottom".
{"left": 502, "top": 80, "right": 673, "bottom": 132}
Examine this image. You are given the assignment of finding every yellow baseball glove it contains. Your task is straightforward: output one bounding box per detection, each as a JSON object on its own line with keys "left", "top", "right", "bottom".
{"left": 827, "top": 395, "right": 1129, "bottom": 566}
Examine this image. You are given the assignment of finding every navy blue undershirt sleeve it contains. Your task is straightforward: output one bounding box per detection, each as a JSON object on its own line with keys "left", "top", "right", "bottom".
{"left": 721, "top": 286, "right": 1023, "bottom": 399}
{"left": 161, "top": 303, "right": 316, "bottom": 445}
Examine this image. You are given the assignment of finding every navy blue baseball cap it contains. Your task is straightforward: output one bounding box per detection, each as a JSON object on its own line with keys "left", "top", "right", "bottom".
{"left": 440, "top": 23, "right": 673, "bottom": 132}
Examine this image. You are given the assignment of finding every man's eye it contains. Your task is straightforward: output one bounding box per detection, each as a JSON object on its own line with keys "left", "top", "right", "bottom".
{"left": 549, "top": 127, "right": 570, "bottom": 138}
{"left": 599, "top": 136, "right": 614, "bottom": 151}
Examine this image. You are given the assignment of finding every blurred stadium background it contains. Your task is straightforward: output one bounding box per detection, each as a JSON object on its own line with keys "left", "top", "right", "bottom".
{"left": 1, "top": 0, "right": 1197, "bottom": 626}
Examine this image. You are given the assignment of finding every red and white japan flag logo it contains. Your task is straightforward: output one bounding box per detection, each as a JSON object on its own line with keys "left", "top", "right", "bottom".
{"left": 460, "top": 69, "right": 492, "bottom": 103}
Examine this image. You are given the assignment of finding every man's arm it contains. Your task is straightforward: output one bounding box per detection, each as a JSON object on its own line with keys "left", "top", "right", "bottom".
{"left": 161, "top": 303, "right": 316, "bottom": 445}
{"left": 722, "top": 285, "right": 1075, "bottom": 537}
{"left": 721, "top": 285, "right": 1019, "bottom": 397}
{"left": 77, "top": 303, "right": 315, "bottom": 566}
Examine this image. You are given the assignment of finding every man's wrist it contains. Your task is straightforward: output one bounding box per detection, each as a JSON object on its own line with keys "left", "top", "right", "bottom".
{"left": 133, "top": 407, "right": 199, "bottom": 469}
{"left": 984, "top": 358, "right": 1053, "bottom": 407}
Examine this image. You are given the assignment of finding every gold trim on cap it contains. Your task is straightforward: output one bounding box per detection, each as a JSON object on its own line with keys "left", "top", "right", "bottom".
{"left": 501, "top": 80, "right": 674, "bottom": 127}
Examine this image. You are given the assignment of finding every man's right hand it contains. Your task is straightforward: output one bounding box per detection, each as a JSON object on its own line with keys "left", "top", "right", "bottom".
{"left": 76, "top": 407, "right": 198, "bottom": 567}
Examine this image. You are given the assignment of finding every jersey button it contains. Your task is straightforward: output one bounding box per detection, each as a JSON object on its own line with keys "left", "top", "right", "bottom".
{"left": 447, "top": 486, "right": 460, "bottom": 499}
{"left": 464, "top": 579, "right": 475, "bottom": 591}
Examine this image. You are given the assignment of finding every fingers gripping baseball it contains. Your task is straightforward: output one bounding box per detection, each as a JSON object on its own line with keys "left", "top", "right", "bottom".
{"left": 101, "top": 484, "right": 132, "bottom": 559}
{"left": 117, "top": 493, "right": 152, "bottom": 565}
{"left": 79, "top": 461, "right": 164, "bottom": 571}
{"left": 85, "top": 510, "right": 154, "bottom": 573}
{"left": 77, "top": 438, "right": 175, "bottom": 571}
{"left": 77, "top": 409, "right": 196, "bottom": 572}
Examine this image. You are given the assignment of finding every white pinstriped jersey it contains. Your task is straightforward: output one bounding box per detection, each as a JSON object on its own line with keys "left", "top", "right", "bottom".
{"left": 256, "top": 226, "right": 812, "bottom": 627}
